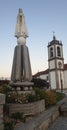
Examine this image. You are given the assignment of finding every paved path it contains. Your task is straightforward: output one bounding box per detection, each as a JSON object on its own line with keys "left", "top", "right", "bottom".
{"left": 47, "top": 116, "right": 67, "bottom": 130}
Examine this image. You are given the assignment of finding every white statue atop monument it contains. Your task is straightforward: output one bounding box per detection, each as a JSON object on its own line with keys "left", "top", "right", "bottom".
{"left": 11, "top": 9, "right": 33, "bottom": 89}
{"left": 15, "top": 8, "right": 28, "bottom": 45}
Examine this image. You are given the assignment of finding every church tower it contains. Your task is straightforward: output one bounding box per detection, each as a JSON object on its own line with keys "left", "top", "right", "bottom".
{"left": 48, "top": 34, "right": 64, "bottom": 90}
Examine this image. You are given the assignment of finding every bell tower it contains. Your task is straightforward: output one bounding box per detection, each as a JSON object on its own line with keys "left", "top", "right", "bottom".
{"left": 48, "top": 34, "right": 64, "bottom": 90}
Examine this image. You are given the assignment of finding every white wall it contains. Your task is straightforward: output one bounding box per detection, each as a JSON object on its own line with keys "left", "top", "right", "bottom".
{"left": 55, "top": 70, "right": 64, "bottom": 89}
{"left": 50, "top": 71, "right": 56, "bottom": 89}
{"left": 49, "top": 60, "right": 55, "bottom": 69}
{"left": 64, "top": 70, "right": 67, "bottom": 89}
{"left": 40, "top": 74, "right": 49, "bottom": 81}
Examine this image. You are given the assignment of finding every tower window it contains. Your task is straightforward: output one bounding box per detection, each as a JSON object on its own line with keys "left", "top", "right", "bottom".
{"left": 50, "top": 47, "right": 53, "bottom": 57}
{"left": 57, "top": 46, "right": 61, "bottom": 56}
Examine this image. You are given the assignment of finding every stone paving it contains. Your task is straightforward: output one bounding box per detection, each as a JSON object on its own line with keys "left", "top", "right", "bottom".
{"left": 47, "top": 116, "right": 67, "bottom": 130}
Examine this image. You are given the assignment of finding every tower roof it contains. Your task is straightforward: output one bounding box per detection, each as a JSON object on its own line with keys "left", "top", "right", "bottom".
{"left": 48, "top": 35, "right": 62, "bottom": 47}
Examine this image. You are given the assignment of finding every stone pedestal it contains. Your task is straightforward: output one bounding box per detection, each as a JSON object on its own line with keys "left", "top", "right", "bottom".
{"left": 0, "top": 94, "right": 5, "bottom": 130}
{"left": 10, "top": 81, "right": 34, "bottom": 92}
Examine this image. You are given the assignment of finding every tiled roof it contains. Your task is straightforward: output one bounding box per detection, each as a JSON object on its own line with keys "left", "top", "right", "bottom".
{"left": 33, "top": 69, "right": 49, "bottom": 77}
{"left": 64, "top": 63, "right": 67, "bottom": 70}
{"left": 33, "top": 64, "right": 67, "bottom": 77}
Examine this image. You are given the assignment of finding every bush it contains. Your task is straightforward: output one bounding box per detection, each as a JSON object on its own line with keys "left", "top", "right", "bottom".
{"left": 6, "top": 92, "right": 17, "bottom": 103}
{"left": 6, "top": 92, "right": 28, "bottom": 103}
{"left": 45, "top": 90, "right": 56, "bottom": 107}
{"left": 56, "top": 92, "right": 65, "bottom": 102}
{"left": 3, "top": 85, "right": 65, "bottom": 108}
{"left": 0, "top": 84, "right": 11, "bottom": 94}
{"left": 34, "top": 88, "right": 57, "bottom": 107}
{"left": 11, "top": 112, "right": 26, "bottom": 123}
{"left": 27, "top": 93, "right": 40, "bottom": 102}
{"left": 11, "top": 112, "right": 22, "bottom": 120}
{"left": 34, "top": 87, "right": 46, "bottom": 99}
{"left": 4, "top": 121, "right": 13, "bottom": 130}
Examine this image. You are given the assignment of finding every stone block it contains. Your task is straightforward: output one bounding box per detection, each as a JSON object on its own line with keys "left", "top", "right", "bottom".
{"left": 60, "top": 103, "right": 67, "bottom": 116}
{"left": 39, "top": 119, "right": 51, "bottom": 130}
{"left": 0, "top": 124, "right": 4, "bottom": 130}
{"left": 0, "top": 94, "right": 5, "bottom": 104}
{"left": 0, "top": 113, "right": 3, "bottom": 119}
{"left": 0, "top": 105, "right": 3, "bottom": 114}
{"left": 0, "top": 117, "right": 3, "bottom": 124}
{"left": 51, "top": 110, "right": 59, "bottom": 122}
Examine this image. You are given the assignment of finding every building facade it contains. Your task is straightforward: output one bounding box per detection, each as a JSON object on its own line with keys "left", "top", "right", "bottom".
{"left": 33, "top": 36, "right": 67, "bottom": 90}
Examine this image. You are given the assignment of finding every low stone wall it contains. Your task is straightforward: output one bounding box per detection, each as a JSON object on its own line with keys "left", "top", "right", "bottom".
{"left": 0, "top": 93, "right": 5, "bottom": 130}
{"left": 14, "top": 105, "right": 59, "bottom": 130}
{"left": 8, "top": 100, "right": 45, "bottom": 116}
{"left": 14, "top": 97, "right": 67, "bottom": 130}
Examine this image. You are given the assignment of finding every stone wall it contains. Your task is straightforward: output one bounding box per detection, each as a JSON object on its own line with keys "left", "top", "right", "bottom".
{"left": 14, "top": 105, "right": 59, "bottom": 130}
{"left": 8, "top": 100, "right": 45, "bottom": 116}
{"left": 0, "top": 93, "right": 5, "bottom": 130}
{"left": 14, "top": 97, "right": 67, "bottom": 130}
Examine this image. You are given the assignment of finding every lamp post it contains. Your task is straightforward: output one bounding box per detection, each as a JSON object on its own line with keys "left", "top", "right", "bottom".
{"left": 58, "top": 62, "right": 63, "bottom": 92}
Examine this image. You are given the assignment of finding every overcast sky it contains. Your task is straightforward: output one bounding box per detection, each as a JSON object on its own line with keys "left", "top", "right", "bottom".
{"left": 0, "top": 0, "right": 67, "bottom": 78}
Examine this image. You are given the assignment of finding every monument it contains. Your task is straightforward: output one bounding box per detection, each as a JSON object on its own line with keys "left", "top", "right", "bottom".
{"left": 11, "top": 9, "right": 33, "bottom": 90}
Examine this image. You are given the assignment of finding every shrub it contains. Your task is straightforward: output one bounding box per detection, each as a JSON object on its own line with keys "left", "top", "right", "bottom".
{"left": 0, "top": 84, "right": 11, "bottom": 94}
{"left": 4, "top": 121, "right": 13, "bottom": 130}
{"left": 11, "top": 112, "right": 22, "bottom": 120}
{"left": 27, "top": 93, "right": 40, "bottom": 102}
{"left": 17, "top": 93, "right": 28, "bottom": 103}
{"left": 56, "top": 92, "right": 65, "bottom": 102}
{"left": 34, "top": 87, "right": 46, "bottom": 99}
{"left": 6, "top": 92, "right": 17, "bottom": 103}
{"left": 34, "top": 88, "right": 57, "bottom": 107}
{"left": 0, "top": 86, "right": 3, "bottom": 93}
{"left": 11, "top": 112, "right": 26, "bottom": 123}
{"left": 6, "top": 92, "right": 28, "bottom": 103}
{"left": 45, "top": 90, "right": 56, "bottom": 107}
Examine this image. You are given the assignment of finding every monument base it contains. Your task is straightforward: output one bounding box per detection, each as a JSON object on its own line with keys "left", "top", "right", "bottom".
{"left": 10, "top": 81, "right": 34, "bottom": 91}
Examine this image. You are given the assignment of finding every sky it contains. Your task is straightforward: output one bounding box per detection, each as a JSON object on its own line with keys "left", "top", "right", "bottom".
{"left": 0, "top": 0, "right": 67, "bottom": 78}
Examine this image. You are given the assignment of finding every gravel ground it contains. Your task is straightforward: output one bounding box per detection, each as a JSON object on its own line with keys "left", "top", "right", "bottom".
{"left": 47, "top": 116, "right": 67, "bottom": 130}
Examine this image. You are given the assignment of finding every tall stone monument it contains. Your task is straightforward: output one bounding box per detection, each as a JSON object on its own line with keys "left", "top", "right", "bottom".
{"left": 11, "top": 9, "right": 33, "bottom": 90}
